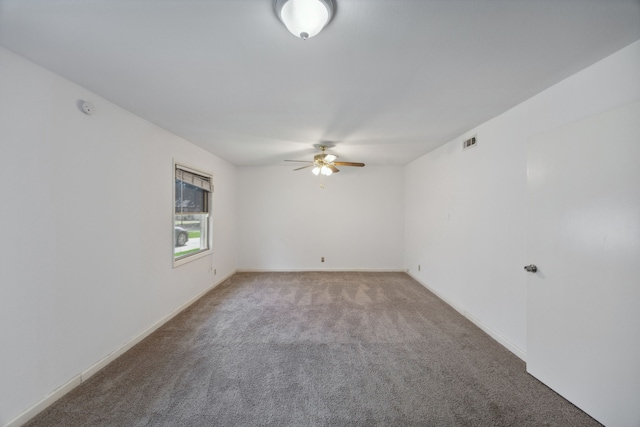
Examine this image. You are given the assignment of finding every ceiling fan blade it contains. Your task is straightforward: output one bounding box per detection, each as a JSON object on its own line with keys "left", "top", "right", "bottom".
{"left": 285, "top": 160, "right": 313, "bottom": 163}
{"left": 328, "top": 165, "right": 340, "bottom": 174}
{"left": 334, "top": 161, "right": 365, "bottom": 167}
{"left": 293, "top": 164, "right": 314, "bottom": 171}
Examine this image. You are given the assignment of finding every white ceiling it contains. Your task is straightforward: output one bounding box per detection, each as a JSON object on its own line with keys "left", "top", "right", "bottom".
{"left": 1, "top": 0, "right": 639, "bottom": 166}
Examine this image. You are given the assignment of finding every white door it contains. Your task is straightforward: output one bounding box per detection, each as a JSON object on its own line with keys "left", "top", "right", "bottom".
{"left": 526, "top": 101, "right": 640, "bottom": 427}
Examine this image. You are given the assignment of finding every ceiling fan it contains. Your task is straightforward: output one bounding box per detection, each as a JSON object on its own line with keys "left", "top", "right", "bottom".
{"left": 285, "top": 144, "right": 365, "bottom": 177}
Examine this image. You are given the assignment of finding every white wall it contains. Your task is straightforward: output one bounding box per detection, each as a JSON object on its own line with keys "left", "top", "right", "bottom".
{"left": 2, "top": 32, "right": 638, "bottom": 427}
{"left": 0, "top": 47, "right": 237, "bottom": 426}
{"left": 237, "top": 165, "right": 404, "bottom": 271}
{"left": 405, "top": 40, "right": 640, "bottom": 358}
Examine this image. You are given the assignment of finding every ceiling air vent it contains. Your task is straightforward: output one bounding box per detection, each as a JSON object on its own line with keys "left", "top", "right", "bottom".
{"left": 463, "top": 135, "right": 477, "bottom": 150}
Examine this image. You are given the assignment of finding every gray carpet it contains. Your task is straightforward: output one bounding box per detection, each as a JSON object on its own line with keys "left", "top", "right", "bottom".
{"left": 25, "top": 272, "right": 600, "bottom": 426}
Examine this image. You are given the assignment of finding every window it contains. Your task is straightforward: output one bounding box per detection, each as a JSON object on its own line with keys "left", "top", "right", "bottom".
{"left": 174, "top": 164, "right": 212, "bottom": 264}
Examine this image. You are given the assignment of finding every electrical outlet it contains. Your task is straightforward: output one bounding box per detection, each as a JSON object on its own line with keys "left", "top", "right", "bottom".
{"left": 321, "top": 257, "right": 325, "bottom": 262}
{"left": 418, "top": 265, "right": 421, "bottom": 271}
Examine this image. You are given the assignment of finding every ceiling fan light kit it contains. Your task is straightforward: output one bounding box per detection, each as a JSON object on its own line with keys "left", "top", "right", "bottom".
{"left": 274, "top": 0, "right": 335, "bottom": 40}
{"left": 285, "top": 144, "right": 365, "bottom": 187}
{"left": 312, "top": 165, "right": 334, "bottom": 176}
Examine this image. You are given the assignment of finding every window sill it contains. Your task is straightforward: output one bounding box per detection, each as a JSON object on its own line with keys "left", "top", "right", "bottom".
{"left": 173, "top": 248, "right": 213, "bottom": 268}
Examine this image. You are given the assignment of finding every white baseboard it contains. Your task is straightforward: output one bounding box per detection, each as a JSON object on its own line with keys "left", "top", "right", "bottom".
{"left": 3, "top": 375, "right": 81, "bottom": 427}
{"left": 4, "top": 270, "right": 235, "bottom": 427}
{"left": 81, "top": 269, "right": 235, "bottom": 382}
{"left": 408, "top": 272, "right": 527, "bottom": 362}
{"left": 236, "top": 268, "right": 406, "bottom": 273}
{"left": 464, "top": 311, "right": 527, "bottom": 362}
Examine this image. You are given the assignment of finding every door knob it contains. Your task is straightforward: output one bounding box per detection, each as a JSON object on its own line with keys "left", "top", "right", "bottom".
{"left": 524, "top": 264, "right": 538, "bottom": 273}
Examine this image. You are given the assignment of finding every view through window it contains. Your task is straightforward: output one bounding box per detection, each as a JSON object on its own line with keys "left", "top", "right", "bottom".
{"left": 174, "top": 165, "right": 212, "bottom": 262}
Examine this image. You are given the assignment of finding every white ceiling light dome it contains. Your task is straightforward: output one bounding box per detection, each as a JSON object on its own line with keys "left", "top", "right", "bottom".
{"left": 275, "top": 0, "right": 335, "bottom": 40}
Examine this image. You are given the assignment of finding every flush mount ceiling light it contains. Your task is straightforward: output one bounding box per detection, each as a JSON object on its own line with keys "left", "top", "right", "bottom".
{"left": 274, "top": 0, "right": 336, "bottom": 40}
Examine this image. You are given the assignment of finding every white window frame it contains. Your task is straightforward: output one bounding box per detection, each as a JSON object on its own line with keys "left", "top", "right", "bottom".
{"left": 173, "top": 162, "right": 213, "bottom": 267}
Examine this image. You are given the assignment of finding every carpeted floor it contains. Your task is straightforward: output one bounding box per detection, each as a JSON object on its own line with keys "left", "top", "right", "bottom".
{"left": 25, "top": 272, "right": 600, "bottom": 426}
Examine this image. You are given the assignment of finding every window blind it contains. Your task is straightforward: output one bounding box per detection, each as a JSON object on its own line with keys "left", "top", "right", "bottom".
{"left": 175, "top": 167, "right": 213, "bottom": 192}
